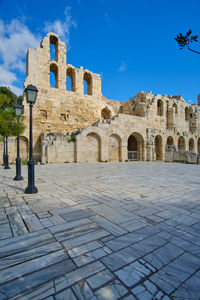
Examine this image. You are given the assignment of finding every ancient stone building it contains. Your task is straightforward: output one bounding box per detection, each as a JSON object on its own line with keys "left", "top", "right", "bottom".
{"left": 1, "top": 32, "right": 200, "bottom": 164}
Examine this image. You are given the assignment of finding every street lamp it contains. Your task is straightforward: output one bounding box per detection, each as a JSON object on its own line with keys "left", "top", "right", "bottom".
{"left": 3, "top": 107, "right": 10, "bottom": 170}
{"left": 24, "top": 85, "right": 38, "bottom": 194}
{"left": 4, "top": 136, "right": 10, "bottom": 169}
{"left": 2, "top": 137, "right": 6, "bottom": 166}
{"left": 14, "top": 103, "right": 24, "bottom": 181}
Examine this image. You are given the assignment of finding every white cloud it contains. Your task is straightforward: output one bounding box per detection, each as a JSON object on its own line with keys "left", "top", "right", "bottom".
{"left": 0, "top": 7, "right": 77, "bottom": 96}
{"left": 118, "top": 61, "right": 127, "bottom": 72}
{"left": 0, "top": 19, "right": 39, "bottom": 70}
{"left": 44, "top": 7, "right": 77, "bottom": 46}
{"left": 0, "top": 19, "right": 40, "bottom": 95}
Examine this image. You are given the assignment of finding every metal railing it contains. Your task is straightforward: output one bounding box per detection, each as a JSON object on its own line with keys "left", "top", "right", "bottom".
{"left": 128, "top": 151, "right": 138, "bottom": 161}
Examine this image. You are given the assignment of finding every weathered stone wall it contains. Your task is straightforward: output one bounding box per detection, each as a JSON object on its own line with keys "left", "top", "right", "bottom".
{"left": 22, "top": 32, "right": 121, "bottom": 160}
{"left": 1, "top": 33, "right": 200, "bottom": 165}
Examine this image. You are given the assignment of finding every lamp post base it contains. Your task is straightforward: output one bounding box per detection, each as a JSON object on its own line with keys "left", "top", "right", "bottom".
{"left": 25, "top": 185, "right": 38, "bottom": 194}
{"left": 14, "top": 175, "right": 24, "bottom": 181}
{"left": 4, "top": 154, "right": 10, "bottom": 169}
{"left": 24, "top": 159, "right": 38, "bottom": 194}
{"left": 14, "top": 157, "right": 23, "bottom": 181}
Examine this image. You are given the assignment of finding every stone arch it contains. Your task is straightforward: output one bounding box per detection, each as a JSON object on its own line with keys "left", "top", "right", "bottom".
{"left": 109, "top": 134, "right": 122, "bottom": 162}
{"left": 50, "top": 63, "right": 58, "bottom": 88}
{"left": 198, "top": 138, "right": 200, "bottom": 153}
{"left": 155, "top": 135, "right": 163, "bottom": 160}
{"left": 85, "top": 132, "right": 101, "bottom": 162}
{"left": 101, "top": 107, "right": 111, "bottom": 120}
{"left": 166, "top": 136, "right": 174, "bottom": 146}
{"left": 173, "top": 103, "right": 178, "bottom": 115}
{"left": 66, "top": 67, "right": 76, "bottom": 92}
{"left": 157, "top": 99, "right": 163, "bottom": 116}
{"left": 83, "top": 72, "right": 92, "bottom": 95}
{"left": 178, "top": 136, "right": 185, "bottom": 151}
{"left": 49, "top": 35, "right": 58, "bottom": 62}
{"left": 185, "top": 107, "right": 189, "bottom": 121}
{"left": 189, "top": 138, "right": 194, "bottom": 151}
{"left": 127, "top": 132, "right": 144, "bottom": 161}
{"left": 15, "top": 136, "right": 28, "bottom": 161}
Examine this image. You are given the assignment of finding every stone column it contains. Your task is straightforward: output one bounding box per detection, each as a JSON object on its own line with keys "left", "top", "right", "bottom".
{"left": 121, "top": 142, "right": 128, "bottom": 161}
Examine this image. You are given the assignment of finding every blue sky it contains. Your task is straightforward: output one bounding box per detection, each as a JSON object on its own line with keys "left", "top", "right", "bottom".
{"left": 0, "top": 0, "right": 200, "bottom": 104}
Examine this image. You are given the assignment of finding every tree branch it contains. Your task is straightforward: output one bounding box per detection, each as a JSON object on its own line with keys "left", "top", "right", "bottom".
{"left": 187, "top": 44, "right": 200, "bottom": 54}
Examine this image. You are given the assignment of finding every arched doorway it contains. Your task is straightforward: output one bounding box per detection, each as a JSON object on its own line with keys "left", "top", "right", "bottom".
{"left": 85, "top": 133, "right": 101, "bottom": 162}
{"left": 109, "top": 134, "right": 121, "bottom": 162}
{"left": 178, "top": 136, "right": 185, "bottom": 151}
{"left": 198, "top": 138, "right": 200, "bottom": 153}
{"left": 155, "top": 135, "right": 163, "bottom": 160}
{"left": 189, "top": 138, "right": 194, "bottom": 151}
{"left": 127, "top": 133, "right": 144, "bottom": 161}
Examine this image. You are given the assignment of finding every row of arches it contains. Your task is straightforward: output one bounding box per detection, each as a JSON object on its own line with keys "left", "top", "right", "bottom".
{"left": 50, "top": 64, "right": 93, "bottom": 95}
{"left": 85, "top": 133, "right": 122, "bottom": 162}
{"left": 157, "top": 100, "right": 178, "bottom": 117}
{"left": 17, "top": 133, "right": 200, "bottom": 164}
{"left": 84, "top": 131, "right": 200, "bottom": 163}
{"left": 167, "top": 136, "right": 198, "bottom": 152}
{"left": 157, "top": 100, "right": 191, "bottom": 121}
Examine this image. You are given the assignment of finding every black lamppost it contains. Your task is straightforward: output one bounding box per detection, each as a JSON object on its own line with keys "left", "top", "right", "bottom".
{"left": 24, "top": 85, "right": 38, "bottom": 194}
{"left": 14, "top": 103, "right": 24, "bottom": 181}
{"left": 4, "top": 136, "right": 10, "bottom": 169}
{"left": 2, "top": 137, "right": 6, "bottom": 166}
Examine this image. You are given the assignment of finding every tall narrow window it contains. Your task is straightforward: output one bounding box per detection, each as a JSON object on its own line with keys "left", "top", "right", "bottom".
{"left": 185, "top": 107, "right": 189, "bottom": 121}
{"left": 66, "top": 67, "right": 76, "bottom": 91}
{"left": 50, "top": 35, "right": 58, "bottom": 62}
{"left": 50, "top": 63, "right": 58, "bottom": 88}
{"left": 157, "top": 100, "right": 163, "bottom": 116}
{"left": 173, "top": 103, "right": 178, "bottom": 115}
{"left": 83, "top": 72, "right": 92, "bottom": 95}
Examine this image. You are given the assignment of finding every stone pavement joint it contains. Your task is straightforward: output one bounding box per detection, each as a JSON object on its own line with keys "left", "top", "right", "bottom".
{"left": 0, "top": 162, "right": 200, "bottom": 299}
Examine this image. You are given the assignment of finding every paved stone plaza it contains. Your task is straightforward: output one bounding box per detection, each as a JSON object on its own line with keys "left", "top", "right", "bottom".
{"left": 0, "top": 162, "right": 200, "bottom": 300}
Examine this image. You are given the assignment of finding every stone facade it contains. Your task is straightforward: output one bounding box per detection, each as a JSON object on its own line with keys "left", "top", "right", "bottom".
{"left": 1, "top": 33, "right": 200, "bottom": 164}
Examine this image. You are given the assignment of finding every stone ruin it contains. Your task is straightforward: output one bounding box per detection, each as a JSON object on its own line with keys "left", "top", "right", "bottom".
{"left": 1, "top": 32, "right": 200, "bottom": 164}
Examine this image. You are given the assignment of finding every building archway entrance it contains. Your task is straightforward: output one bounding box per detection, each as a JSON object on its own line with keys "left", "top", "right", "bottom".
{"left": 155, "top": 135, "right": 163, "bottom": 160}
{"left": 127, "top": 133, "right": 144, "bottom": 161}
{"left": 85, "top": 133, "right": 101, "bottom": 162}
{"left": 109, "top": 134, "right": 121, "bottom": 162}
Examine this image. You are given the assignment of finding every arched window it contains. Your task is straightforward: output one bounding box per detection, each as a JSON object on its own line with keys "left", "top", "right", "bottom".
{"left": 50, "top": 35, "right": 58, "bottom": 62}
{"left": 157, "top": 100, "right": 163, "bottom": 116}
{"left": 66, "top": 67, "right": 76, "bottom": 92}
{"left": 101, "top": 107, "right": 111, "bottom": 120}
{"left": 185, "top": 107, "right": 189, "bottom": 121}
{"left": 50, "top": 63, "right": 58, "bottom": 88}
{"left": 166, "top": 136, "right": 174, "bottom": 146}
{"left": 189, "top": 138, "right": 194, "bottom": 151}
{"left": 83, "top": 72, "right": 92, "bottom": 95}
{"left": 173, "top": 103, "right": 178, "bottom": 115}
{"left": 178, "top": 136, "right": 185, "bottom": 151}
